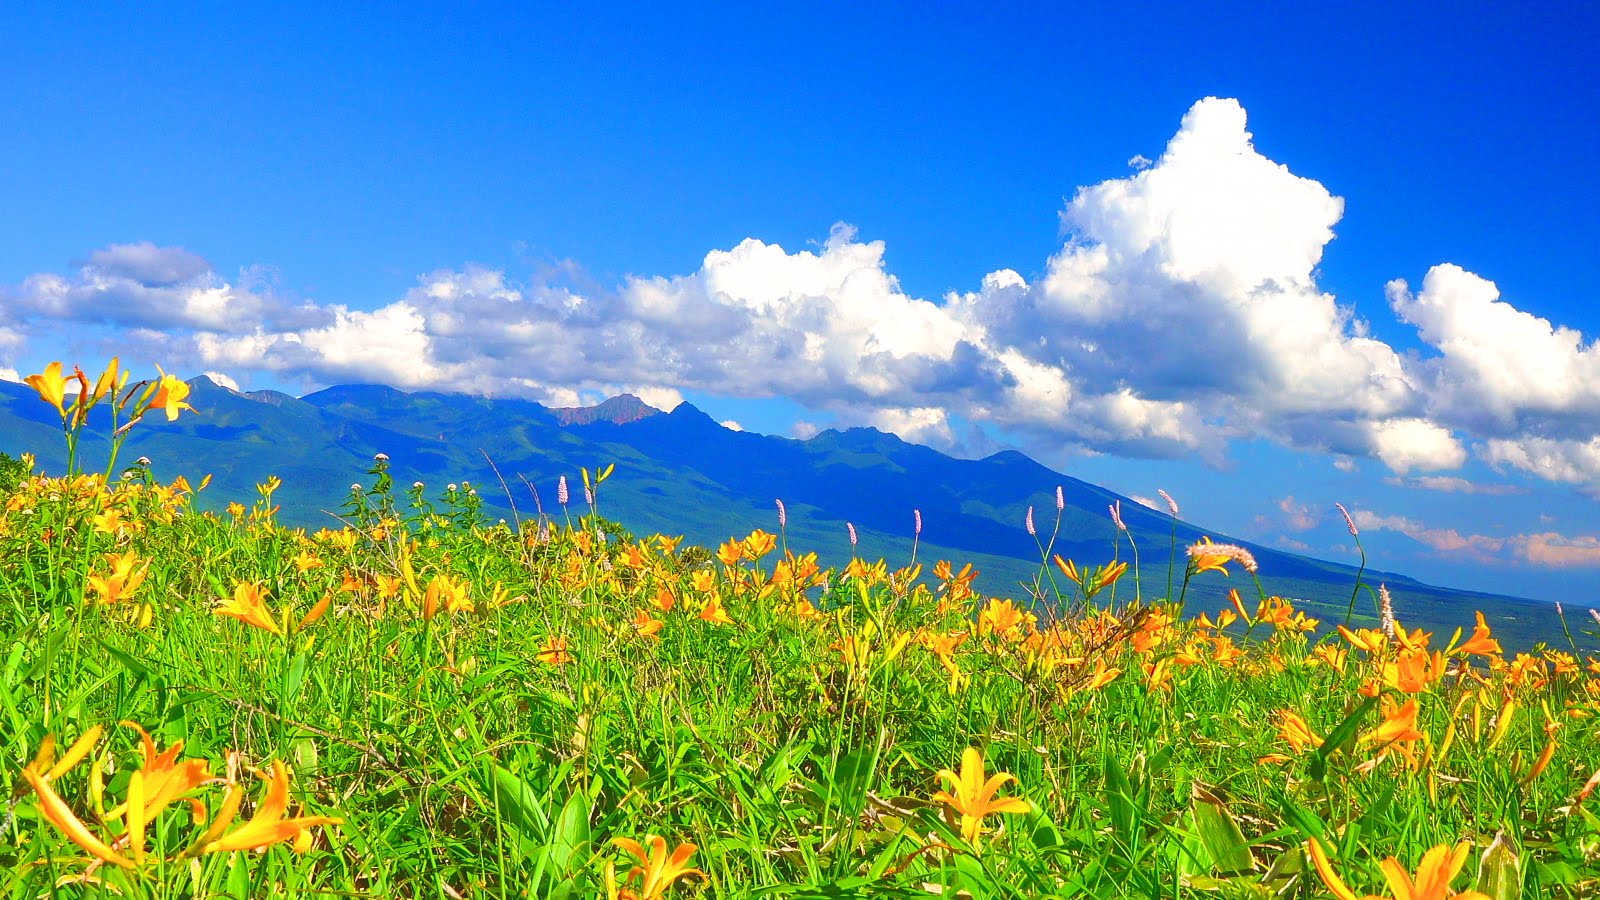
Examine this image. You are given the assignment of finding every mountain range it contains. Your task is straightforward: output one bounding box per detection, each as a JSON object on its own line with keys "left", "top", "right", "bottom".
{"left": 0, "top": 375, "right": 1575, "bottom": 651}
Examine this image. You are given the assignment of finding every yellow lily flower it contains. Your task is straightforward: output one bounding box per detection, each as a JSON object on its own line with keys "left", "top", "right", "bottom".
{"left": 422, "top": 573, "right": 473, "bottom": 618}
{"left": 147, "top": 368, "right": 195, "bottom": 421}
{"left": 87, "top": 551, "right": 149, "bottom": 604}
{"left": 931, "top": 746, "right": 1031, "bottom": 845}
{"left": 24, "top": 361, "right": 74, "bottom": 420}
{"left": 1361, "top": 699, "right": 1425, "bottom": 748}
{"left": 611, "top": 835, "right": 705, "bottom": 899}
{"left": 215, "top": 581, "right": 282, "bottom": 634}
{"left": 631, "top": 608, "right": 664, "bottom": 639}
{"left": 198, "top": 760, "right": 342, "bottom": 855}
{"left": 1278, "top": 711, "right": 1323, "bottom": 755}
{"left": 20, "top": 726, "right": 129, "bottom": 869}
{"left": 91, "top": 357, "right": 125, "bottom": 405}
{"left": 22, "top": 765, "right": 135, "bottom": 869}
{"left": 1306, "top": 837, "right": 1488, "bottom": 900}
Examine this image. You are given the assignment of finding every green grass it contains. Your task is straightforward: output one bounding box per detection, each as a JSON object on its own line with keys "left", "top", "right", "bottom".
{"left": 1, "top": 442, "right": 1599, "bottom": 896}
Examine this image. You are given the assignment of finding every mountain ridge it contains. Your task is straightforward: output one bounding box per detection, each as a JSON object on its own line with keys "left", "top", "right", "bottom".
{"left": 0, "top": 375, "right": 1572, "bottom": 650}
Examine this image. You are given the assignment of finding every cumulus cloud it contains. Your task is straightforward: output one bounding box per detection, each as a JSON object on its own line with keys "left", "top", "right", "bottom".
{"left": 720, "top": 419, "right": 744, "bottom": 432}
{"left": 1481, "top": 436, "right": 1600, "bottom": 485}
{"left": 1351, "top": 508, "right": 1600, "bottom": 568}
{"left": 2, "top": 97, "right": 1596, "bottom": 485}
{"left": 204, "top": 371, "right": 241, "bottom": 391}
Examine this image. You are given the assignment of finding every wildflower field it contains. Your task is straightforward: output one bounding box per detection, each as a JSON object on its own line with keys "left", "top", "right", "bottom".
{"left": 4, "top": 361, "right": 1600, "bottom": 899}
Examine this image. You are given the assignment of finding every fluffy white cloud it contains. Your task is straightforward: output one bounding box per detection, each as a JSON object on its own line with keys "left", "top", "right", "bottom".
{"left": 1390, "top": 265, "right": 1600, "bottom": 433}
{"left": 1351, "top": 508, "right": 1600, "bottom": 568}
{"left": 720, "top": 419, "right": 744, "bottom": 432}
{"left": 1366, "top": 418, "right": 1467, "bottom": 474}
{"left": 3, "top": 97, "right": 1596, "bottom": 486}
{"left": 13, "top": 242, "right": 329, "bottom": 334}
{"left": 1481, "top": 436, "right": 1600, "bottom": 485}
{"left": 1517, "top": 533, "right": 1600, "bottom": 568}
{"left": 946, "top": 97, "right": 1417, "bottom": 461}
{"left": 203, "top": 371, "right": 241, "bottom": 391}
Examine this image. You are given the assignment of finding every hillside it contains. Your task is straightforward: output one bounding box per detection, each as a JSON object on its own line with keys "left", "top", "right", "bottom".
{"left": 0, "top": 376, "right": 1573, "bottom": 650}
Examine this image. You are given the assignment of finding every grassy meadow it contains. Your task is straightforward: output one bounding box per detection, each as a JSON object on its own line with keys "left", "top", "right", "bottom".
{"left": 3, "top": 361, "right": 1600, "bottom": 899}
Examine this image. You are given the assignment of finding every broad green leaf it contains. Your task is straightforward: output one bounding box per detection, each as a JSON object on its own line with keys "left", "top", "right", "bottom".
{"left": 1190, "top": 782, "right": 1256, "bottom": 875}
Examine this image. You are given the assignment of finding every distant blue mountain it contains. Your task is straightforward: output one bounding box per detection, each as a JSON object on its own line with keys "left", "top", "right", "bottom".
{"left": 0, "top": 375, "right": 1570, "bottom": 650}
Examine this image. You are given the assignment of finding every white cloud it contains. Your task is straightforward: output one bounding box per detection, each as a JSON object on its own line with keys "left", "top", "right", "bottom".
{"left": 628, "top": 386, "right": 683, "bottom": 412}
{"left": 1366, "top": 418, "right": 1466, "bottom": 474}
{"left": 2, "top": 97, "right": 1595, "bottom": 487}
{"left": 203, "top": 371, "right": 240, "bottom": 391}
{"left": 946, "top": 97, "right": 1418, "bottom": 462}
{"left": 1482, "top": 436, "right": 1600, "bottom": 485}
{"left": 1351, "top": 508, "right": 1600, "bottom": 568}
{"left": 1276, "top": 496, "right": 1319, "bottom": 532}
{"left": 720, "top": 419, "right": 744, "bottom": 432}
{"left": 1518, "top": 533, "right": 1600, "bottom": 568}
{"left": 1390, "top": 264, "right": 1600, "bottom": 433}
{"left": 13, "top": 243, "right": 328, "bottom": 334}
{"left": 864, "top": 407, "right": 955, "bottom": 447}
{"left": 1384, "top": 474, "right": 1527, "bottom": 496}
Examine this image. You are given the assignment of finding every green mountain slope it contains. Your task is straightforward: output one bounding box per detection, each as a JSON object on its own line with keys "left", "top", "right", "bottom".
{"left": 0, "top": 376, "right": 1574, "bottom": 651}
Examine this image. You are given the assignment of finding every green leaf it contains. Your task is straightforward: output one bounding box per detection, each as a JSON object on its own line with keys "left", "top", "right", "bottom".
{"left": 96, "top": 639, "right": 153, "bottom": 679}
{"left": 1190, "top": 782, "right": 1256, "bottom": 875}
{"left": 548, "top": 787, "right": 592, "bottom": 876}
{"left": 1309, "top": 696, "right": 1377, "bottom": 782}
{"left": 283, "top": 651, "right": 309, "bottom": 705}
{"left": 1475, "top": 832, "right": 1521, "bottom": 900}
{"left": 1105, "top": 751, "right": 1138, "bottom": 839}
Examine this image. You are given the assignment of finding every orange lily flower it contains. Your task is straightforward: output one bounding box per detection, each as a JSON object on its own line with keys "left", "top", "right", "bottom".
{"left": 146, "top": 368, "right": 195, "bottom": 421}
{"left": 198, "top": 760, "right": 342, "bottom": 855}
{"left": 25, "top": 362, "right": 75, "bottom": 419}
{"left": 215, "top": 581, "right": 282, "bottom": 634}
{"left": 611, "top": 835, "right": 706, "bottom": 899}
{"left": 87, "top": 551, "right": 149, "bottom": 604}
{"left": 107, "top": 724, "right": 213, "bottom": 864}
{"left": 698, "top": 595, "right": 733, "bottom": 626}
{"left": 1306, "top": 837, "right": 1488, "bottom": 900}
{"left": 1361, "top": 699, "right": 1425, "bottom": 748}
{"left": 631, "top": 608, "right": 664, "bottom": 639}
{"left": 537, "top": 636, "right": 573, "bottom": 665}
{"left": 1453, "top": 612, "right": 1501, "bottom": 657}
{"left": 1279, "top": 711, "right": 1323, "bottom": 755}
{"left": 1083, "top": 659, "right": 1122, "bottom": 690}
{"left": 931, "top": 747, "right": 1031, "bottom": 845}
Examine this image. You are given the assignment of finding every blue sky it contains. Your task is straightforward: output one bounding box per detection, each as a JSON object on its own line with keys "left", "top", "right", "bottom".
{"left": 2, "top": 3, "right": 1598, "bottom": 604}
